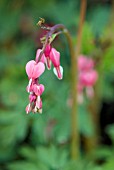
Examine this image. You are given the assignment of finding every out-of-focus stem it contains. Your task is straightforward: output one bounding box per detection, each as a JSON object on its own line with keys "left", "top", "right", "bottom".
{"left": 64, "top": 29, "right": 79, "bottom": 159}
{"left": 64, "top": 0, "right": 87, "bottom": 159}
{"left": 69, "top": 0, "right": 86, "bottom": 158}
{"left": 75, "top": 0, "right": 87, "bottom": 56}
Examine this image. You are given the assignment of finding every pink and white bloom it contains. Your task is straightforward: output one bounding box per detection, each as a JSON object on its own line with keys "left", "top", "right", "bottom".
{"left": 29, "top": 93, "right": 36, "bottom": 103}
{"left": 35, "top": 49, "right": 46, "bottom": 63}
{"left": 33, "top": 84, "right": 45, "bottom": 96}
{"left": 25, "top": 83, "right": 45, "bottom": 114}
{"left": 25, "top": 43, "right": 63, "bottom": 114}
{"left": 26, "top": 60, "right": 45, "bottom": 92}
{"left": 77, "top": 55, "right": 98, "bottom": 102}
{"left": 50, "top": 48, "right": 63, "bottom": 79}
{"left": 36, "top": 96, "right": 42, "bottom": 110}
{"left": 26, "top": 60, "right": 45, "bottom": 79}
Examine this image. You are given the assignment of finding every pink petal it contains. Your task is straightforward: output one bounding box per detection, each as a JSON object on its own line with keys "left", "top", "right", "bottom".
{"left": 25, "top": 60, "right": 45, "bottom": 79}
{"left": 50, "top": 48, "right": 60, "bottom": 67}
{"left": 33, "top": 84, "right": 45, "bottom": 96}
{"left": 78, "top": 55, "right": 94, "bottom": 71}
{"left": 39, "top": 84, "right": 45, "bottom": 94}
{"left": 29, "top": 94, "right": 36, "bottom": 103}
{"left": 26, "top": 60, "right": 36, "bottom": 78}
{"left": 80, "top": 70, "right": 98, "bottom": 86}
{"left": 44, "top": 44, "right": 51, "bottom": 57}
{"left": 33, "top": 62, "right": 45, "bottom": 78}
{"left": 26, "top": 103, "right": 32, "bottom": 114}
{"left": 35, "top": 49, "right": 46, "bottom": 63}
{"left": 45, "top": 57, "right": 51, "bottom": 70}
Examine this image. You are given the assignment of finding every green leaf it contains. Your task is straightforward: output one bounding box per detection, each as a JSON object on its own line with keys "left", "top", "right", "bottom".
{"left": 36, "top": 145, "right": 68, "bottom": 169}
{"left": 78, "top": 103, "right": 95, "bottom": 136}
{"left": 88, "top": 6, "right": 111, "bottom": 35}
{"left": 7, "top": 161, "right": 46, "bottom": 170}
{"left": 103, "top": 157, "right": 114, "bottom": 170}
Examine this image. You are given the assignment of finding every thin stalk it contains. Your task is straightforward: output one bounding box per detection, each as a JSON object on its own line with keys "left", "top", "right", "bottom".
{"left": 69, "top": 0, "right": 87, "bottom": 159}
{"left": 75, "top": 0, "right": 87, "bottom": 56}
{"left": 64, "top": 29, "right": 79, "bottom": 159}
{"left": 38, "top": 23, "right": 80, "bottom": 159}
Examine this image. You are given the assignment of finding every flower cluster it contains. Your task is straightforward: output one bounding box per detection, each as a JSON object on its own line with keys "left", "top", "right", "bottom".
{"left": 25, "top": 44, "right": 63, "bottom": 114}
{"left": 77, "top": 55, "right": 98, "bottom": 103}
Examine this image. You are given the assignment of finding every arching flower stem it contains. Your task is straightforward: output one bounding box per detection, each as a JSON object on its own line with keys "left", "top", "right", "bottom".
{"left": 37, "top": 23, "right": 79, "bottom": 159}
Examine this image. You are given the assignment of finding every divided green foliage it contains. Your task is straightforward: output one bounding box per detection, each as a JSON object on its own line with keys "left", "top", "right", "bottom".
{"left": 7, "top": 145, "right": 68, "bottom": 170}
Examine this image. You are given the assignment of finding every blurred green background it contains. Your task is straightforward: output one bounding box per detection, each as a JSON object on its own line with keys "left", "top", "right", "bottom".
{"left": 0, "top": 0, "right": 114, "bottom": 169}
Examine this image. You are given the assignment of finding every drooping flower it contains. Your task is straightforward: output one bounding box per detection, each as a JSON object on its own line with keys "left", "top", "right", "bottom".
{"left": 33, "top": 84, "right": 45, "bottom": 96}
{"left": 29, "top": 93, "right": 36, "bottom": 103}
{"left": 25, "top": 60, "right": 45, "bottom": 92}
{"left": 26, "top": 60, "right": 45, "bottom": 79}
{"left": 50, "top": 48, "right": 63, "bottom": 79}
{"left": 44, "top": 44, "right": 52, "bottom": 70}
{"left": 53, "top": 66, "right": 63, "bottom": 80}
{"left": 77, "top": 55, "right": 98, "bottom": 102}
{"left": 79, "top": 70, "right": 98, "bottom": 87}
{"left": 25, "top": 37, "right": 63, "bottom": 114}
{"left": 35, "top": 96, "right": 42, "bottom": 110}
{"left": 78, "top": 55, "right": 94, "bottom": 71}
{"left": 25, "top": 83, "right": 45, "bottom": 114}
{"left": 35, "top": 49, "right": 46, "bottom": 63}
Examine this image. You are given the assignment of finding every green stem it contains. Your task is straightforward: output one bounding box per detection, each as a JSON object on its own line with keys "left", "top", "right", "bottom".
{"left": 38, "top": 24, "right": 80, "bottom": 159}
{"left": 75, "top": 0, "right": 87, "bottom": 56}
{"left": 64, "top": 29, "right": 79, "bottom": 159}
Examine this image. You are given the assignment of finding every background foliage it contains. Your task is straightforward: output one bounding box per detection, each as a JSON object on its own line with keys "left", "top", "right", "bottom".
{"left": 0, "top": 0, "right": 114, "bottom": 169}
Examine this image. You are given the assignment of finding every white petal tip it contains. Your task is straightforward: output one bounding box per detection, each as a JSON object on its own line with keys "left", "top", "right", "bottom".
{"left": 53, "top": 66, "right": 63, "bottom": 80}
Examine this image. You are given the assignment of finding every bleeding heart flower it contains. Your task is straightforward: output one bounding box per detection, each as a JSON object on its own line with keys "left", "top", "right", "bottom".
{"left": 36, "top": 96, "right": 42, "bottom": 109}
{"left": 35, "top": 49, "right": 46, "bottom": 63}
{"left": 29, "top": 93, "right": 36, "bottom": 103}
{"left": 50, "top": 48, "right": 63, "bottom": 79}
{"left": 26, "top": 60, "right": 45, "bottom": 79}
{"left": 33, "top": 84, "right": 45, "bottom": 96}
{"left": 78, "top": 55, "right": 94, "bottom": 71}
{"left": 80, "top": 70, "right": 98, "bottom": 86}
{"left": 50, "top": 48, "right": 60, "bottom": 67}
{"left": 44, "top": 44, "right": 52, "bottom": 70}
{"left": 44, "top": 44, "right": 51, "bottom": 57}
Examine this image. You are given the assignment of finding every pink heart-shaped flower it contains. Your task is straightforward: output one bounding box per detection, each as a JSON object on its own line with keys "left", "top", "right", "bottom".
{"left": 33, "top": 84, "right": 45, "bottom": 96}
{"left": 26, "top": 60, "right": 45, "bottom": 79}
